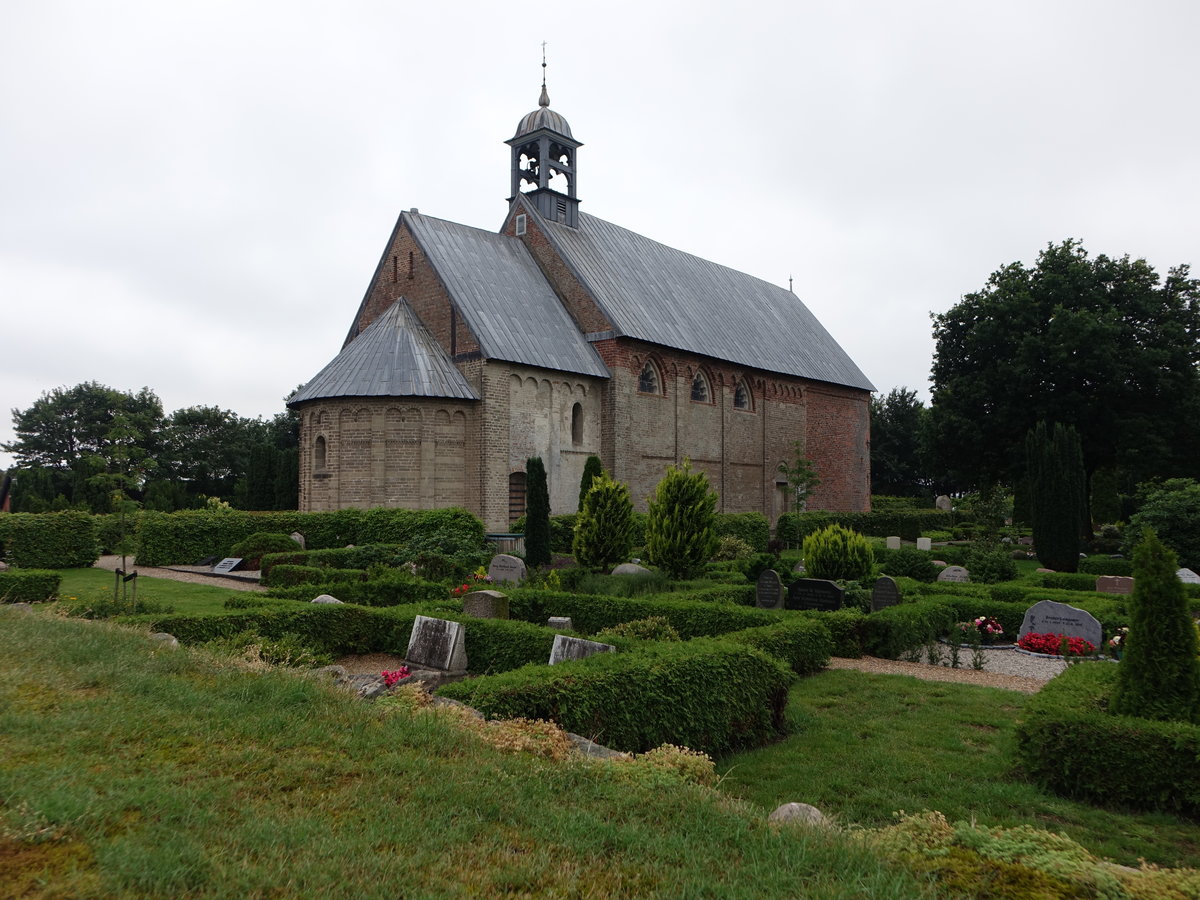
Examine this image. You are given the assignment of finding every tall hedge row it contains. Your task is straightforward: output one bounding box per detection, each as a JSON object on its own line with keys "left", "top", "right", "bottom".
{"left": 776, "top": 510, "right": 951, "bottom": 544}
{"left": 0, "top": 511, "right": 100, "bottom": 568}
{"left": 713, "top": 512, "right": 771, "bottom": 552}
{"left": 135, "top": 507, "right": 484, "bottom": 566}
{"left": 438, "top": 639, "right": 794, "bottom": 755}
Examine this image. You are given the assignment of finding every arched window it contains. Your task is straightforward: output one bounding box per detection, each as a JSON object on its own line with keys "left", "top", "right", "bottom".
{"left": 508, "top": 471, "right": 527, "bottom": 524}
{"left": 314, "top": 435, "right": 327, "bottom": 470}
{"left": 637, "top": 360, "right": 661, "bottom": 395}
{"left": 733, "top": 381, "right": 752, "bottom": 411}
{"left": 571, "top": 402, "right": 583, "bottom": 445}
{"left": 690, "top": 371, "right": 710, "bottom": 403}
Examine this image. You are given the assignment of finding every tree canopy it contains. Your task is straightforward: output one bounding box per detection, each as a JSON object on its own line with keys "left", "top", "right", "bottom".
{"left": 869, "top": 387, "right": 929, "bottom": 497}
{"left": 928, "top": 240, "right": 1200, "bottom": 490}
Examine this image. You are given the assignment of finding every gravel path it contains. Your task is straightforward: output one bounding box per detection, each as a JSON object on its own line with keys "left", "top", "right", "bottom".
{"left": 94, "top": 556, "right": 266, "bottom": 592}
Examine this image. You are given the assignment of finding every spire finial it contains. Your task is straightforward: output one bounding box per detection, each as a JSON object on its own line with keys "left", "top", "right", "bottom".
{"left": 539, "top": 41, "right": 550, "bottom": 107}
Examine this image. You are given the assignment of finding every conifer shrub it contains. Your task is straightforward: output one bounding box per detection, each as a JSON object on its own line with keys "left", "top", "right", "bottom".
{"left": 573, "top": 474, "right": 635, "bottom": 569}
{"left": 645, "top": 459, "right": 718, "bottom": 580}
{"left": 578, "top": 455, "right": 604, "bottom": 511}
{"left": 524, "top": 456, "right": 551, "bottom": 569}
{"left": 1110, "top": 529, "right": 1200, "bottom": 723}
{"left": 1025, "top": 421, "right": 1086, "bottom": 572}
{"left": 801, "top": 524, "right": 874, "bottom": 582}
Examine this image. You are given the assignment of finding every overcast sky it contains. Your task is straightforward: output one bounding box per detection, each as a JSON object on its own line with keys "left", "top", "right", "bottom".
{"left": 3, "top": 0, "right": 1198, "bottom": 470}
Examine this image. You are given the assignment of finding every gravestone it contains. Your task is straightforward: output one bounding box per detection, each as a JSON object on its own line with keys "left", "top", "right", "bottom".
{"left": 212, "top": 557, "right": 243, "bottom": 574}
{"left": 612, "top": 562, "right": 653, "bottom": 576}
{"left": 462, "top": 589, "right": 509, "bottom": 619}
{"left": 871, "top": 576, "right": 901, "bottom": 612}
{"left": 792, "top": 561, "right": 805, "bottom": 574}
{"left": 916, "top": 537, "right": 932, "bottom": 552}
{"left": 406, "top": 615, "right": 468, "bottom": 672}
{"left": 935, "top": 495, "right": 952, "bottom": 511}
{"left": 311, "top": 594, "right": 343, "bottom": 604}
{"left": 1019, "top": 599, "right": 1103, "bottom": 650}
{"left": 886, "top": 536, "right": 901, "bottom": 550}
{"left": 787, "top": 578, "right": 844, "bottom": 611}
{"left": 488, "top": 554, "right": 526, "bottom": 584}
{"left": 1178, "top": 568, "right": 1200, "bottom": 585}
{"left": 937, "top": 565, "right": 970, "bottom": 583}
{"left": 548, "top": 616, "right": 574, "bottom": 631}
{"left": 290, "top": 531, "right": 306, "bottom": 550}
{"left": 549, "top": 634, "right": 616, "bottom": 665}
{"left": 1096, "top": 575, "right": 1134, "bottom": 595}
{"left": 755, "top": 570, "right": 785, "bottom": 610}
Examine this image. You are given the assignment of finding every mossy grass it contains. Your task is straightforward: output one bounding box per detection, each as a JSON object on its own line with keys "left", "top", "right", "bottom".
{"left": 718, "top": 670, "right": 1200, "bottom": 869}
{"left": 0, "top": 612, "right": 933, "bottom": 898}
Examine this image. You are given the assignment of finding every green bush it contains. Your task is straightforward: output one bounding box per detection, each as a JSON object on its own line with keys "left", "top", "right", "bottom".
{"left": 0, "top": 570, "right": 62, "bottom": 603}
{"left": 0, "top": 511, "right": 100, "bottom": 568}
{"left": 595, "top": 616, "right": 682, "bottom": 643}
{"left": 524, "top": 456, "right": 551, "bottom": 568}
{"left": 266, "top": 574, "right": 447, "bottom": 607}
{"left": 776, "top": 510, "right": 952, "bottom": 544}
{"left": 802, "top": 524, "right": 874, "bottom": 582}
{"left": 794, "top": 609, "right": 867, "bottom": 658}
{"left": 875, "top": 547, "right": 938, "bottom": 582}
{"left": 1079, "top": 556, "right": 1133, "bottom": 577}
{"left": 713, "top": 512, "right": 770, "bottom": 553}
{"left": 1110, "top": 529, "right": 1200, "bottom": 723}
{"left": 62, "top": 594, "right": 174, "bottom": 619}
{"left": 1025, "top": 421, "right": 1086, "bottom": 572}
{"left": 963, "top": 547, "right": 1018, "bottom": 584}
{"left": 720, "top": 618, "right": 832, "bottom": 675}
{"left": 860, "top": 600, "right": 958, "bottom": 660}
{"left": 669, "top": 585, "right": 756, "bottom": 606}
{"left": 264, "top": 565, "right": 367, "bottom": 589}
{"left": 578, "top": 455, "right": 604, "bottom": 511}
{"left": 438, "top": 639, "right": 793, "bottom": 755}
{"left": 1123, "top": 478, "right": 1200, "bottom": 570}
{"left": 740, "top": 553, "right": 781, "bottom": 584}
{"left": 645, "top": 460, "right": 718, "bottom": 580}
{"left": 1038, "top": 572, "right": 1097, "bottom": 592}
{"left": 573, "top": 475, "right": 635, "bottom": 570}
{"left": 712, "top": 535, "right": 754, "bottom": 561}
{"left": 1015, "top": 663, "right": 1200, "bottom": 814}
{"left": 230, "top": 532, "right": 302, "bottom": 569}
{"left": 575, "top": 570, "right": 671, "bottom": 597}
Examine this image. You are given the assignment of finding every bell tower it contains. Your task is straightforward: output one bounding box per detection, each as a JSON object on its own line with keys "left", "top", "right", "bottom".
{"left": 506, "top": 64, "right": 582, "bottom": 228}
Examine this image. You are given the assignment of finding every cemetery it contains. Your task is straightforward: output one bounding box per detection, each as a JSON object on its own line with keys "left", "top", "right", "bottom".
{"left": 3, "top": 481, "right": 1200, "bottom": 895}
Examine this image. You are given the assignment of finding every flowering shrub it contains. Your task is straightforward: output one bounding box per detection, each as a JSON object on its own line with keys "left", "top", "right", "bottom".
{"left": 1108, "top": 627, "right": 1128, "bottom": 652}
{"left": 1017, "top": 632, "right": 1096, "bottom": 657}
{"left": 450, "top": 567, "right": 493, "bottom": 597}
{"left": 957, "top": 616, "right": 1005, "bottom": 644}
{"left": 382, "top": 667, "right": 411, "bottom": 687}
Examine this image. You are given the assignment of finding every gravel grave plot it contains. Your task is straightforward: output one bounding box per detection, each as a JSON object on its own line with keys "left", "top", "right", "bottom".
{"left": 94, "top": 555, "right": 265, "bottom": 591}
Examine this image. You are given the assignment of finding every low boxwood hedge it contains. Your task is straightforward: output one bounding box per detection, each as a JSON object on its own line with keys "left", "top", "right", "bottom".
{"left": 264, "top": 565, "right": 367, "bottom": 589}
{"left": 1039, "top": 572, "right": 1100, "bottom": 592}
{"left": 0, "top": 570, "right": 62, "bottom": 603}
{"left": 266, "top": 576, "right": 448, "bottom": 607}
{"left": 713, "top": 512, "right": 770, "bottom": 552}
{"left": 438, "top": 638, "right": 794, "bottom": 755}
{"left": 1079, "top": 556, "right": 1134, "bottom": 577}
{"left": 720, "top": 618, "right": 832, "bottom": 675}
{"left": 0, "top": 511, "right": 99, "bottom": 568}
{"left": 776, "top": 510, "right": 952, "bottom": 544}
{"left": 795, "top": 609, "right": 866, "bottom": 658}
{"left": 860, "top": 600, "right": 959, "bottom": 660}
{"left": 1014, "top": 663, "right": 1200, "bottom": 815}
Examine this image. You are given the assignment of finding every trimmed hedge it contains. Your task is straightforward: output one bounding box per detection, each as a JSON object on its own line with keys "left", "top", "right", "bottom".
{"left": 1079, "top": 557, "right": 1134, "bottom": 577}
{"left": 266, "top": 576, "right": 448, "bottom": 608}
{"left": 860, "top": 600, "right": 959, "bottom": 659}
{"left": 438, "top": 639, "right": 794, "bottom": 755}
{"left": 264, "top": 565, "right": 367, "bottom": 589}
{"left": 1014, "top": 663, "right": 1200, "bottom": 815}
{"left": 135, "top": 507, "right": 485, "bottom": 567}
{"left": 505, "top": 589, "right": 778, "bottom": 638}
{"left": 721, "top": 618, "right": 832, "bottom": 675}
{"left": 714, "top": 512, "right": 770, "bottom": 553}
{"left": 0, "top": 570, "right": 62, "bottom": 603}
{"left": 1039, "top": 572, "right": 1099, "bottom": 592}
{"left": 0, "top": 511, "right": 100, "bottom": 568}
{"left": 795, "top": 609, "right": 866, "bottom": 658}
{"left": 776, "top": 510, "right": 951, "bottom": 544}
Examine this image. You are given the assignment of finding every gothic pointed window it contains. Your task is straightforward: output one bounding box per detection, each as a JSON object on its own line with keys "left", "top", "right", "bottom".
{"left": 691, "top": 371, "right": 711, "bottom": 403}
{"left": 733, "top": 381, "right": 752, "bottom": 411}
{"left": 638, "top": 360, "right": 661, "bottom": 395}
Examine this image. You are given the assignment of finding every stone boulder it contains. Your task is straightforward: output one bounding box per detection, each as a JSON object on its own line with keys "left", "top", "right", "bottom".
{"left": 612, "top": 563, "right": 652, "bottom": 577}
{"left": 147, "top": 632, "right": 179, "bottom": 650}
{"left": 768, "top": 802, "right": 832, "bottom": 828}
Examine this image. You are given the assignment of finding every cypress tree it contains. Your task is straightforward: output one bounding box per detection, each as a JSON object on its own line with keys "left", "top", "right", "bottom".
{"left": 1110, "top": 528, "right": 1200, "bottom": 723}
{"left": 572, "top": 474, "right": 634, "bottom": 569}
{"left": 524, "top": 456, "right": 551, "bottom": 568}
{"left": 578, "top": 455, "right": 604, "bottom": 511}
{"left": 645, "top": 458, "right": 719, "bottom": 580}
{"left": 1025, "top": 421, "right": 1084, "bottom": 572}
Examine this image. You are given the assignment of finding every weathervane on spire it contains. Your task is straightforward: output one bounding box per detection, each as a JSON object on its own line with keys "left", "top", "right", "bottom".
{"left": 539, "top": 41, "right": 550, "bottom": 107}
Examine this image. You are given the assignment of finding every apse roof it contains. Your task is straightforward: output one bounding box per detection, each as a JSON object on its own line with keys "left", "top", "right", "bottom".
{"left": 532, "top": 207, "right": 876, "bottom": 391}
{"left": 289, "top": 298, "right": 478, "bottom": 405}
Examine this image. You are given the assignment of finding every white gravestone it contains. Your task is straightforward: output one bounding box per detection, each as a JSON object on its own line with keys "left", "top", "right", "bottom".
{"left": 937, "top": 565, "right": 970, "bottom": 583}
{"left": 1177, "top": 568, "right": 1200, "bottom": 584}
{"left": 488, "top": 554, "right": 526, "bottom": 584}
{"left": 916, "top": 537, "right": 932, "bottom": 552}
{"left": 886, "top": 536, "right": 901, "bottom": 550}
{"left": 549, "top": 634, "right": 616, "bottom": 665}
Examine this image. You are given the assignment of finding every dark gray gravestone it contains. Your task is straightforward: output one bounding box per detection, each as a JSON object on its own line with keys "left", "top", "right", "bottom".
{"left": 937, "top": 565, "right": 970, "bottom": 583}
{"left": 406, "top": 615, "right": 468, "bottom": 672}
{"left": 871, "top": 576, "right": 901, "bottom": 612}
{"left": 1018, "top": 599, "right": 1103, "bottom": 650}
{"left": 212, "top": 557, "right": 243, "bottom": 574}
{"left": 549, "top": 634, "right": 616, "bottom": 665}
{"left": 488, "top": 554, "right": 526, "bottom": 584}
{"left": 462, "top": 589, "right": 509, "bottom": 619}
{"left": 787, "top": 578, "right": 844, "bottom": 611}
{"left": 755, "top": 570, "right": 784, "bottom": 610}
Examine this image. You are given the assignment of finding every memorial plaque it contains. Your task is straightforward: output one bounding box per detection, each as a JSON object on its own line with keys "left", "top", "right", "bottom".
{"left": 755, "top": 569, "right": 784, "bottom": 610}
{"left": 488, "top": 554, "right": 526, "bottom": 584}
{"left": 406, "top": 615, "right": 468, "bottom": 671}
{"left": 871, "top": 575, "right": 901, "bottom": 612}
{"left": 548, "top": 616, "right": 574, "bottom": 631}
{"left": 937, "top": 565, "right": 970, "bottom": 583}
{"left": 786, "top": 578, "right": 845, "bottom": 611}
{"left": 1096, "top": 575, "right": 1134, "bottom": 595}
{"left": 1178, "top": 568, "right": 1200, "bottom": 584}
{"left": 916, "top": 537, "right": 932, "bottom": 552}
{"left": 886, "top": 536, "right": 901, "bottom": 550}
{"left": 212, "top": 557, "right": 243, "bottom": 574}
{"left": 462, "top": 589, "right": 509, "bottom": 619}
{"left": 1019, "top": 599, "right": 1103, "bottom": 650}
{"left": 549, "top": 634, "right": 616, "bottom": 665}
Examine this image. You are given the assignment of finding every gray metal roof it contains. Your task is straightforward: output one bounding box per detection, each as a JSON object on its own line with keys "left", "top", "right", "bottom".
{"left": 536, "top": 210, "right": 875, "bottom": 391}
{"left": 289, "top": 299, "right": 478, "bottom": 405}
{"left": 406, "top": 213, "right": 609, "bottom": 379}
{"left": 512, "top": 84, "right": 574, "bottom": 139}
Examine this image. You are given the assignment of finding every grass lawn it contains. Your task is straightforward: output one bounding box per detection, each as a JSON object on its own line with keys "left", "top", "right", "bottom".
{"left": 55, "top": 567, "right": 260, "bottom": 616}
{"left": 718, "top": 669, "right": 1200, "bottom": 869}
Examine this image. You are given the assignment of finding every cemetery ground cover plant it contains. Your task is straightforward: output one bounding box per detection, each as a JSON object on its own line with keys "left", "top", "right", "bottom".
{"left": 1017, "top": 632, "right": 1097, "bottom": 657}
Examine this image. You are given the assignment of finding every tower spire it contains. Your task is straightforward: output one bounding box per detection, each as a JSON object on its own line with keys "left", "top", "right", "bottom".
{"left": 539, "top": 41, "right": 549, "bottom": 107}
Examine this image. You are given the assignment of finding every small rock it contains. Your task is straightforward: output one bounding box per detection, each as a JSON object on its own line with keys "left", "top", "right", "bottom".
{"left": 148, "top": 632, "right": 179, "bottom": 650}
{"left": 566, "top": 732, "right": 631, "bottom": 760}
{"left": 315, "top": 665, "right": 350, "bottom": 685}
{"left": 312, "top": 594, "right": 343, "bottom": 604}
{"left": 0, "top": 560, "right": 9, "bottom": 571}
{"left": 768, "top": 802, "right": 831, "bottom": 827}
{"left": 348, "top": 674, "right": 387, "bottom": 699}
{"left": 430, "top": 696, "right": 485, "bottom": 719}
{"left": 3, "top": 602, "right": 33, "bottom": 614}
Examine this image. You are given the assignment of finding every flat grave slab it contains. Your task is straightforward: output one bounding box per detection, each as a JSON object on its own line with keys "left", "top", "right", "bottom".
{"left": 549, "top": 634, "right": 615, "bottom": 665}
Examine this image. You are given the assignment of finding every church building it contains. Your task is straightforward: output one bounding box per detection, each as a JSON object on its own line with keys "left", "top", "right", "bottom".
{"left": 289, "top": 82, "right": 874, "bottom": 533}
